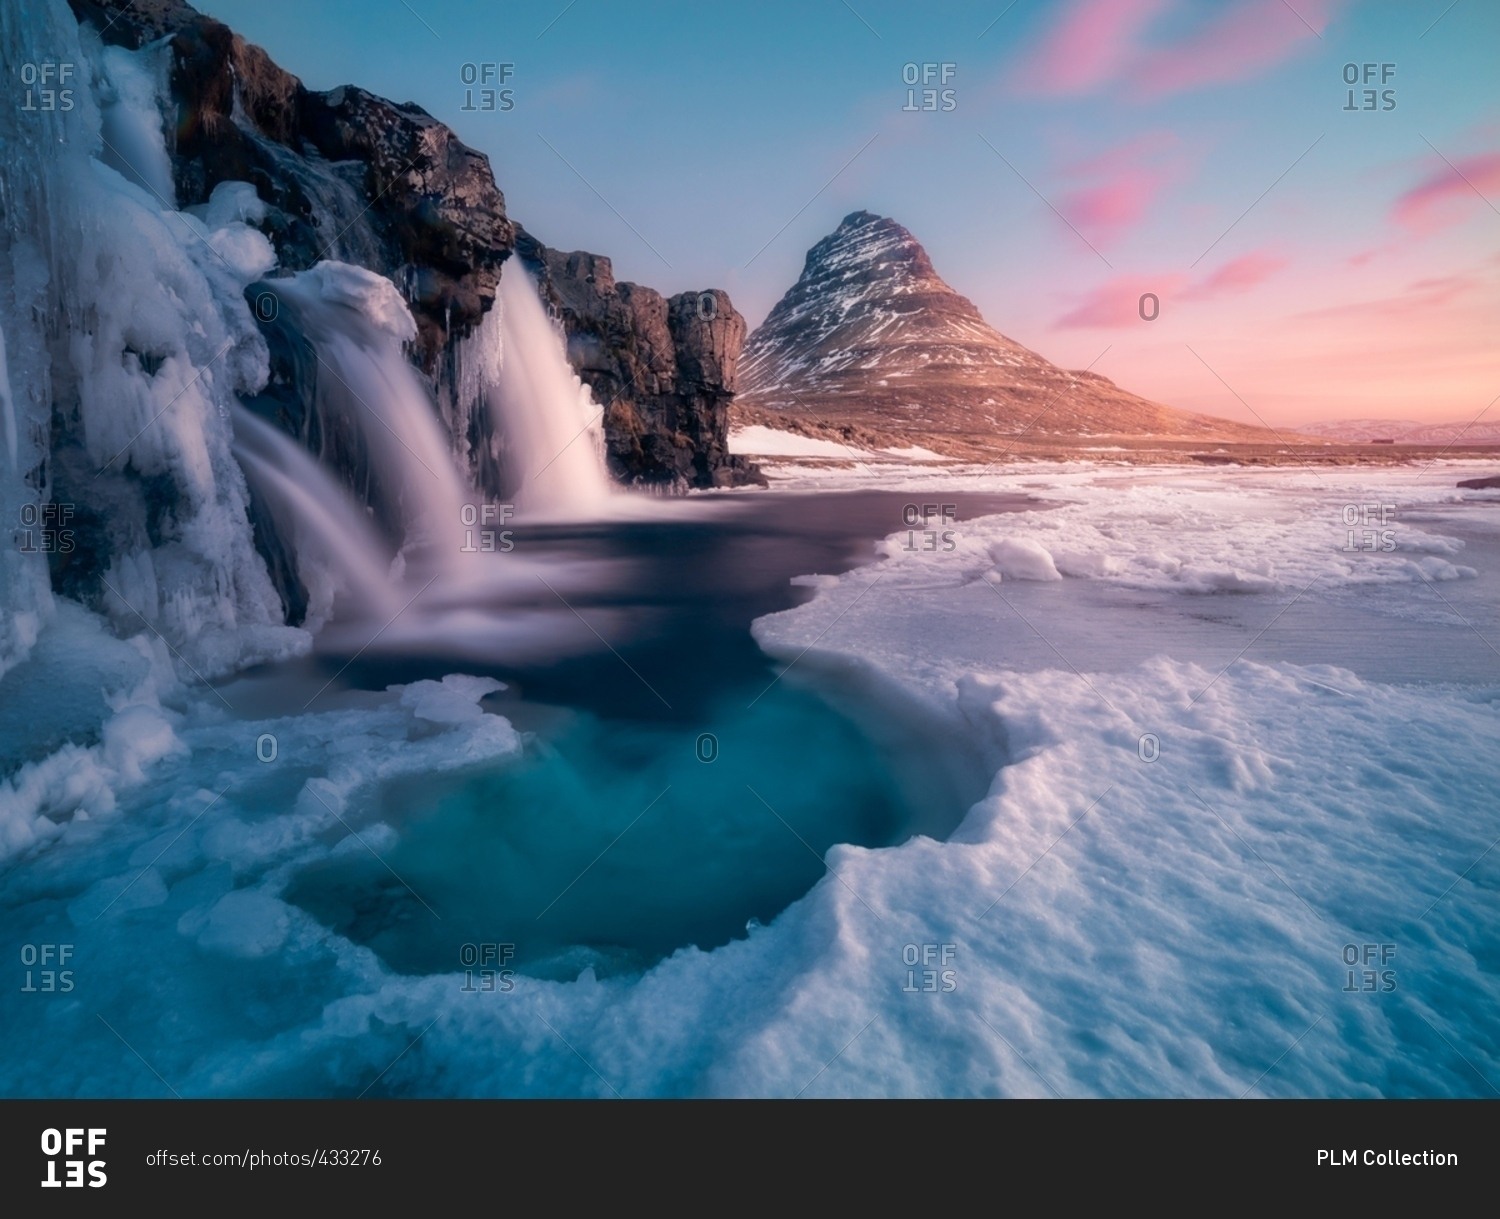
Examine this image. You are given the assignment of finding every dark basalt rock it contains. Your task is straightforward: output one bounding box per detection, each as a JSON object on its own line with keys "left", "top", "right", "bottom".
{"left": 517, "top": 229, "right": 763, "bottom": 489}
{"left": 64, "top": 0, "right": 759, "bottom": 625}
{"left": 1457, "top": 475, "right": 1500, "bottom": 490}
{"left": 68, "top": 0, "right": 514, "bottom": 371}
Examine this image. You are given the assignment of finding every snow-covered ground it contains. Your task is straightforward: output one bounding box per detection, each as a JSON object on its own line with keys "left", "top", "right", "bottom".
{"left": 4, "top": 460, "right": 1498, "bottom": 1097}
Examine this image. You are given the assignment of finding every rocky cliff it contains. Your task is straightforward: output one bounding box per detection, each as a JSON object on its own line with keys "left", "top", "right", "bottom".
{"left": 517, "top": 230, "right": 762, "bottom": 488}
{"left": 68, "top": 0, "right": 755, "bottom": 495}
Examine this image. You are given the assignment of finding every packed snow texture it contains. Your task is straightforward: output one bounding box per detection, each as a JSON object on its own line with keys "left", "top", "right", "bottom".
{"left": 873, "top": 472, "right": 1480, "bottom": 595}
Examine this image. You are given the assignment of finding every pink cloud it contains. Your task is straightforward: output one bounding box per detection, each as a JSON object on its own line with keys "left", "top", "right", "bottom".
{"left": 1133, "top": 0, "right": 1339, "bottom": 98}
{"left": 1014, "top": 0, "right": 1344, "bottom": 100}
{"left": 1181, "top": 251, "right": 1287, "bottom": 299}
{"left": 1057, "top": 252, "right": 1284, "bottom": 327}
{"left": 1056, "top": 132, "right": 1182, "bottom": 244}
{"left": 1014, "top": 0, "right": 1170, "bottom": 95}
{"left": 1062, "top": 171, "right": 1163, "bottom": 235}
{"left": 1056, "top": 273, "right": 1187, "bottom": 328}
{"left": 1392, "top": 152, "right": 1500, "bottom": 233}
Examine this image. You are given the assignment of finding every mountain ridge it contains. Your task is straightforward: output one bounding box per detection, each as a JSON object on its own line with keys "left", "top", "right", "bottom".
{"left": 737, "top": 210, "right": 1280, "bottom": 455}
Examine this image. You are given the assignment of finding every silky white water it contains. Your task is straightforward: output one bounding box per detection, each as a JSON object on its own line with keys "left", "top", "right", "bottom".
{"left": 231, "top": 405, "right": 399, "bottom": 623}
{"left": 489, "top": 268, "right": 613, "bottom": 518}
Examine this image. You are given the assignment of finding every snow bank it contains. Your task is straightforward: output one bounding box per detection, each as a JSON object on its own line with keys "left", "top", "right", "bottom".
{"left": 729, "top": 426, "right": 871, "bottom": 459}
{"left": 876, "top": 469, "right": 1482, "bottom": 597}
{"left": 0, "top": 606, "right": 184, "bottom": 861}
{"left": 986, "top": 538, "right": 1062, "bottom": 582}
{"left": 5, "top": 453, "right": 1498, "bottom": 1098}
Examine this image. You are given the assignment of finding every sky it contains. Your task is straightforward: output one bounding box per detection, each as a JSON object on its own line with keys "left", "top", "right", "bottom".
{"left": 189, "top": 0, "right": 1500, "bottom": 427}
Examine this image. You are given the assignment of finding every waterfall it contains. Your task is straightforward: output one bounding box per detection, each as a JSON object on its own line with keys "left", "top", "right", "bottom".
{"left": 231, "top": 405, "right": 399, "bottom": 624}
{"left": 96, "top": 41, "right": 177, "bottom": 206}
{"left": 490, "top": 268, "right": 613, "bottom": 518}
{"left": 2, "top": 0, "right": 623, "bottom": 673}
{"left": 264, "top": 263, "right": 473, "bottom": 568}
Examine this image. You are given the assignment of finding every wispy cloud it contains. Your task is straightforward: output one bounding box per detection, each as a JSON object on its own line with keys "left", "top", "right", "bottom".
{"left": 1392, "top": 151, "right": 1500, "bottom": 233}
{"left": 1180, "top": 250, "right": 1287, "bottom": 299}
{"left": 1012, "top": 0, "right": 1343, "bottom": 100}
{"left": 1297, "top": 272, "right": 1484, "bottom": 321}
{"left": 1133, "top": 0, "right": 1340, "bottom": 98}
{"left": 1056, "top": 272, "right": 1187, "bottom": 328}
{"left": 1055, "top": 132, "right": 1182, "bottom": 245}
{"left": 1056, "top": 248, "right": 1285, "bottom": 327}
{"left": 1013, "top": 0, "right": 1170, "bottom": 96}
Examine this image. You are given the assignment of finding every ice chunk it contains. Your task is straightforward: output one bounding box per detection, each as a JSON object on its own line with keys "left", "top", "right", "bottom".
{"left": 189, "top": 890, "right": 293, "bottom": 958}
{"left": 398, "top": 674, "right": 505, "bottom": 724}
{"left": 987, "top": 538, "right": 1062, "bottom": 581}
{"left": 295, "top": 261, "right": 418, "bottom": 342}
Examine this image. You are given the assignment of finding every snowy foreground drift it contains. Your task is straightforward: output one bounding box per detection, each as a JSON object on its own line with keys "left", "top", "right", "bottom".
{"left": 3, "top": 464, "right": 1498, "bottom": 1097}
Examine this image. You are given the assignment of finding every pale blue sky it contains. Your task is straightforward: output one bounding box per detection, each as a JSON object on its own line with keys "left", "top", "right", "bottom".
{"left": 188, "top": 0, "right": 1500, "bottom": 423}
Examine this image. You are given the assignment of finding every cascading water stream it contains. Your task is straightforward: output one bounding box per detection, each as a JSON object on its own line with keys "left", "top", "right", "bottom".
{"left": 235, "top": 260, "right": 628, "bottom": 651}
{"left": 263, "top": 263, "right": 473, "bottom": 571}
{"left": 231, "top": 405, "right": 399, "bottom": 623}
{"left": 489, "top": 268, "right": 613, "bottom": 519}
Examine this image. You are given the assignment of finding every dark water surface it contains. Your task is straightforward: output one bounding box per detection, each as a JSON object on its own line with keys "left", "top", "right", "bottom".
{"left": 270, "top": 491, "right": 1034, "bottom": 977}
{"left": 331, "top": 490, "right": 1035, "bottom": 718}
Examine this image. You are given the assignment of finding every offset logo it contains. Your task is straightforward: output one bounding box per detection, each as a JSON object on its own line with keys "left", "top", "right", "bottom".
{"left": 901, "top": 503, "right": 957, "bottom": 553}
{"left": 18, "top": 62, "right": 76, "bottom": 112}
{"left": 20, "top": 943, "right": 74, "bottom": 992}
{"left": 460, "top": 62, "right": 515, "bottom": 112}
{"left": 40, "top": 1128, "right": 106, "bottom": 1188}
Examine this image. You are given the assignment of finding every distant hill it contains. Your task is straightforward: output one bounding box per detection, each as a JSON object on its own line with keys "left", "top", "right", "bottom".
{"left": 1295, "top": 419, "right": 1500, "bottom": 445}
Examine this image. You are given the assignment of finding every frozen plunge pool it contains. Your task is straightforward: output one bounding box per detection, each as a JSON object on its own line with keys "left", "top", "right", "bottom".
{"left": 267, "top": 491, "right": 1034, "bottom": 979}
